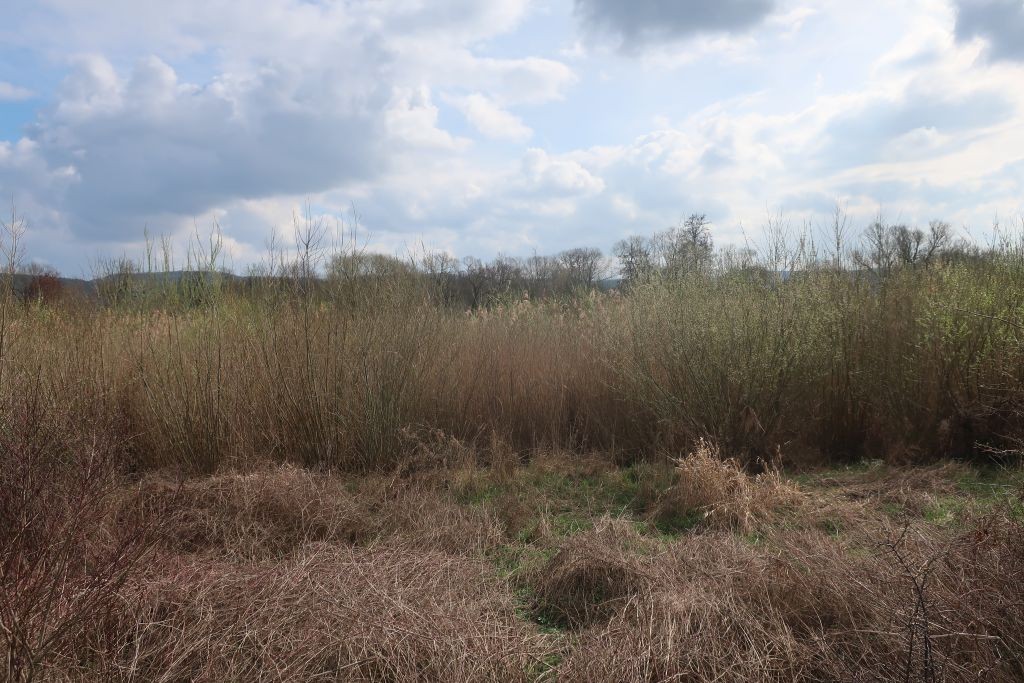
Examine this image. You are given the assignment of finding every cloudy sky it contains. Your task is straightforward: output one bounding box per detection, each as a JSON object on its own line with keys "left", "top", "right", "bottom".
{"left": 1, "top": 0, "right": 1023, "bottom": 274}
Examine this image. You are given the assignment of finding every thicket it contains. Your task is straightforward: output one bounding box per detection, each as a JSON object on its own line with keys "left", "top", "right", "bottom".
{"left": 3, "top": 204, "right": 1024, "bottom": 680}
{"left": 2, "top": 208, "right": 1024, "bottom": 473}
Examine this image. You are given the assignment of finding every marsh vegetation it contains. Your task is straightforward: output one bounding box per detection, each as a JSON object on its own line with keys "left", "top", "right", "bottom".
{"left": 2, "top": 207, "right": 1023, "bottom": 681}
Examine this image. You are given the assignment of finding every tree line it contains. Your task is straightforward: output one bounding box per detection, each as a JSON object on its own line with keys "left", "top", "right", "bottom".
{"left": 2, "top": 202, "right": 1013, "bottom": 309}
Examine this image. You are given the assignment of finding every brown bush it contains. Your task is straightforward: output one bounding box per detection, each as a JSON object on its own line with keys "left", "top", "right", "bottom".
{"left": 382, "top": 487, "right": 506, "bottom": 555}
{"left": 651, "top": 439, "right": 804, "bottom": 533}
{"left": 5, "top": 257, "right": 1024, "bottom": 474}
{"left": 0, "top": 386, "right": 152, "bottom": 683}
{"left": 22, "top": 271, "right": 64, "bottom": 306}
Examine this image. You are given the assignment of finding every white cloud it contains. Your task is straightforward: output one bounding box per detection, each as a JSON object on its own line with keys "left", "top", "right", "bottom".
{"left": 0, "top": 81, "right": 34, "bottom": 101}
{"left": 408, "top": 53, "right": 577, "bottom": 106}
{"left": 0, "top": 0, "right": 573, "bottom": 253}
{"left": 448, "top": 94, "right": 533, "bottom": 141}
{"left": 520, "top": 148, "right": 605, "bottom": 195}
{"left": 1, "top": 0, "right": 1023, "bottom": 272}
{"left": 387, "top": 87, "right": 471, "bottom": 150}
{"left": 23, "top": 55, "right": 386, "bottom": 241}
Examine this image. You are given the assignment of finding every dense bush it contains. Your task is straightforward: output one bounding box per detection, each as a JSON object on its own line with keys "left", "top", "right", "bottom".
{"left": 3, "top": 253, "right": 1024, "bottom": 474}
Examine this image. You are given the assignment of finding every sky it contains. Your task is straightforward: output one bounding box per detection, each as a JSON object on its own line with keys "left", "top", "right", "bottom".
{"left": 1, "top": 0, "right": 1023, "bottom": 275}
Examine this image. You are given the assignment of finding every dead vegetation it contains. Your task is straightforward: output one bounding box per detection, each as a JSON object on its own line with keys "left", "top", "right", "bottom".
{"left": 651, "top": 439, "right": 804, "bottom": 533}
{"left": 555, "top": 517, "right": 1024, "bottom": 682}
{"left": 65, "top": 547, "right": 550, "bottom": 682}
{"left": 120, "top": 466, "right": 373, "bottom": 558}
{"left": 4, "top": 244, "right": 1024, "bottom": 680}
{"left": 122, "top": 465, "right": 507, "bottom": 561}
{"left": 531, "top": 519, "right": 656, "bottom": 628}
{"left": 2, "top": 366, "right": 1022, "bottom": 681}
{"left": 3, "top": 423, "right": 1023, "bottom": 681}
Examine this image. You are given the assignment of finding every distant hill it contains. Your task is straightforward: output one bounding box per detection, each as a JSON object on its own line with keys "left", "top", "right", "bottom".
{"left": 9, "top": 273, "right": 97, "bottom": 298}
{"left": 8, "top": 270, "right": 245, "bottom": 301}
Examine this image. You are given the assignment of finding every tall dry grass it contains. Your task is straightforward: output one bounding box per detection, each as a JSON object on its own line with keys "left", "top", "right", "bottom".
{"left": 3, "top": 256, "right": 1024, "bottom": 475}
{"left": 0, "top": 370, "right": 155, "bottom": 682}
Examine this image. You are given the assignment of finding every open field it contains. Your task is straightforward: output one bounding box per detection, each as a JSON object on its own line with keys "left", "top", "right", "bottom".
{"left": 3, "top": 242, "right": 1024, "bottom": 681}
{"left": 5, "top": 0, "right": 1024, "bottom": 679}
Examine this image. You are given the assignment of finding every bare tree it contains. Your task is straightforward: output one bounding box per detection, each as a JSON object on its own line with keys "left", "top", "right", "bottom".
{"left": 1, "top": 202, "right": 26, "bottom": 293}
{"left": 656, "top": 213, "right": 713, "bottom": 277}
{"left": 485, "top": 255, "right": 524, "bottom": 296}
{"left": 893, "top": 225, "right": 926, "bottom": 266}
{"left": 419, "top": 250, "right": 460, "bottom": 304}
{"left": 717, "top": 244, "right": 758, "bottom": 273}
{"left": 329, "top": 252, "right": 412, "bottom": 280}
{"left": 0, "top": 201, "right": 27, "bottom": 391}
{"left": 461, "top": 256, "right": 488, "bottom": 308}
{"left": 523, "top": 252, "right": 560, "bottom": 298}
{"left": 420, "top": 250, "right": 459, "bottom": 279}
{"left": 824, "top": 201, "right": 852, "bottom": 270}
{"left": 21, "top": 264, "right": 63, "bottom": 306}
{"left": 855, "top": 217, "right": 953, "bottom": 274}
{"left": 922, "top": 220, "right": 952, "bottom": 266}
{"left": 613, "top": 235, "right": 654, "bottom": 287}
{"left": 855, "top": 217, "right": 898, "bottom": 275}
{"left": 292, "top": 205, "right": 329, "bottom": 293}
{"left": 559, "top": 247, "right": 605, "bottom": 289}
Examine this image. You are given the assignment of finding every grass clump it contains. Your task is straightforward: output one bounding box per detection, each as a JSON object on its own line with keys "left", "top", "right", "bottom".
{"left": 530, "top": 518, "right": 657, "bottom": 629}
{"left": 122, "top": 465, "right": 374, "bottom": 559}
{"left": 650, "top": 439, "right": 804, "bottom": 533}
